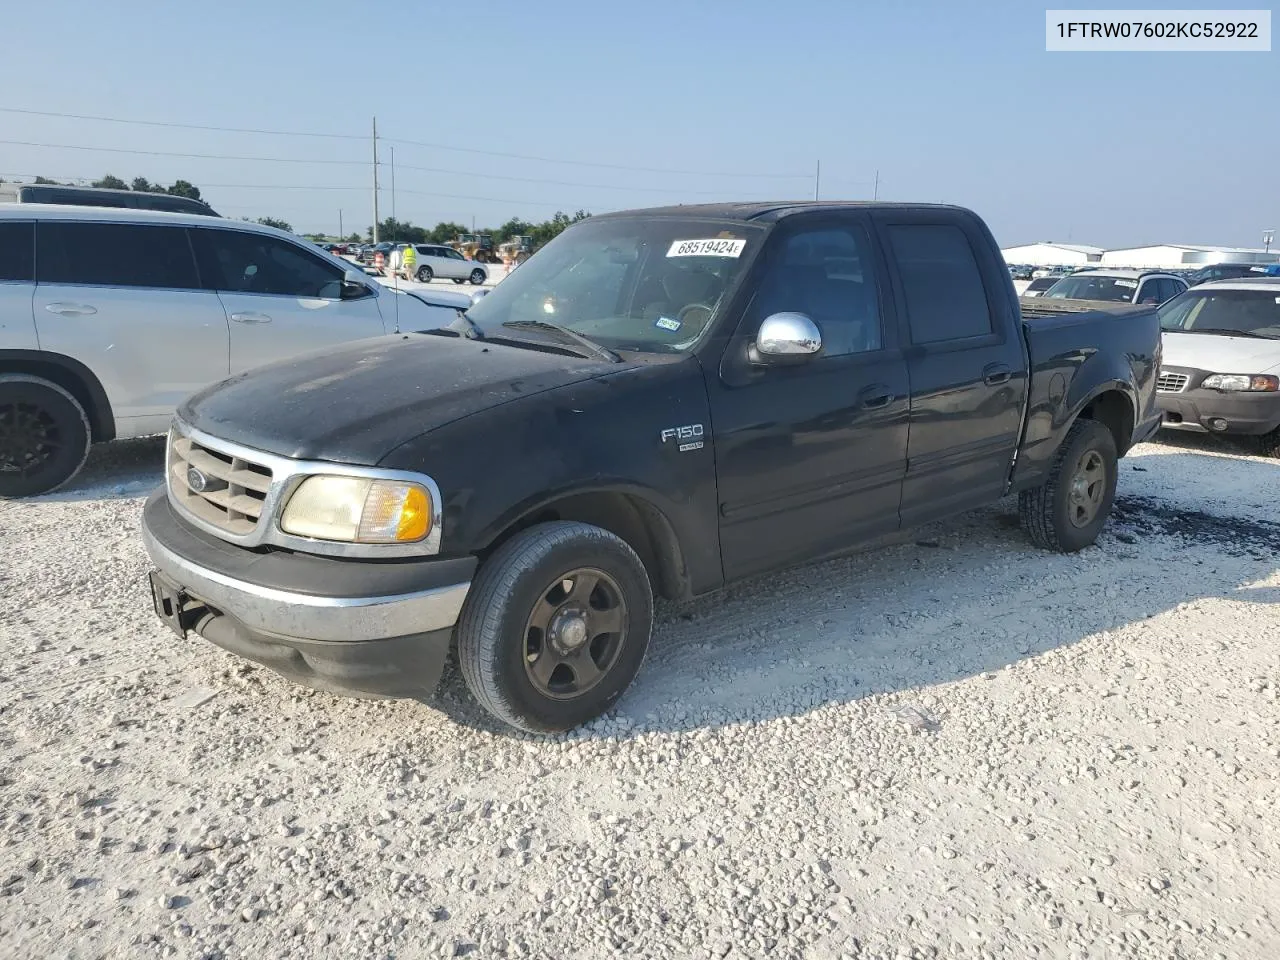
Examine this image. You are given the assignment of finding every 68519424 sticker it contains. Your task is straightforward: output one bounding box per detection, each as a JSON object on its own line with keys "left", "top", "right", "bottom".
{"left": 666, "top": 238, "right": 746, "bottom": 258}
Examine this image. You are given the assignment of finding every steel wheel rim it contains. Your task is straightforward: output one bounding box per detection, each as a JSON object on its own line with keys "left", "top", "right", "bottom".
{"left": 523, "top": 567, "right": 627, "bottom": 700}
{"left": 1067, "top": 448, "right": 1106, "bottom": 528}
{"left": 0, "top": 401, "right": 61, "bottom": 475}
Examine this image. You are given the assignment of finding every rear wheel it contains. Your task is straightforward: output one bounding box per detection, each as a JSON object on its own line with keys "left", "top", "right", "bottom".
{"left": 1019, "top": 418, "right": 1117, "bottom": 552}
{"left": 456, "top": 521, "right": 653, "bottom": 733}
{"left": 469, "top": 268, "right": 486, "bottom": 285}
{"left": 0, "top": 374, "right": 92, "bottom": 498}
{"left": 415, "top": 265, "right": 432, "bottom": 282}
{"left": 1258, "top": 428, "right": 1280, "bottom": 458}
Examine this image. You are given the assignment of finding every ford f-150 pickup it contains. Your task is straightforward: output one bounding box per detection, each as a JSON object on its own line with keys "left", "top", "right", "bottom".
{"left": 141, "top": 202, "right": 1162, "bottom": 733}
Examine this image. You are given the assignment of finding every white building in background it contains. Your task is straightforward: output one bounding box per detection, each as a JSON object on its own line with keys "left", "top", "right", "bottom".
{"left": 1099, "top": 244, "right": 1280, "bottom": 269}
{"left": 1000, "top": 242, "right": 1104, "bottom": 266}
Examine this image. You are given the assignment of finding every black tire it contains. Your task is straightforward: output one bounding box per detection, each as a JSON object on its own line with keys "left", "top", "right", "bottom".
{"left": 469, "top": 269, "right": 486, "bottom": 286}
{"left": 456, "top": 521, "right": 653, "bottom": 734}
{"left": 1019, "top": 418, "right": 1118, "bottom": 552}
{"left": 415, "top": 265, "right": 433, "bottom": 282}
{"left": 1258, "top": 429, "right": 1280, "bottom": 458}
{"left": 0, "top": 374, "right": 92, "bottom": 498}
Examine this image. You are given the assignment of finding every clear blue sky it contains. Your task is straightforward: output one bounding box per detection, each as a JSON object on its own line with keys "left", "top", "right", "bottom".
{"left": 1, "top": 0, "right": 1274, "bottom": 247}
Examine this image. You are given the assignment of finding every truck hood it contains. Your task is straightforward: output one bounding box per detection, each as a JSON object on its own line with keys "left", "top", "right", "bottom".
{"left": 1162, "top": 331, "right": 1280, "bottom": 374}
{"left": 177, "top": 333, "right": 620, "bottom": 465}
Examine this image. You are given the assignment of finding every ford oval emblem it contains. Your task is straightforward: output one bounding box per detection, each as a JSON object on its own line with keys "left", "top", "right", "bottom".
{"left": 186, "top": 466, "right": 209, "bottom": 493}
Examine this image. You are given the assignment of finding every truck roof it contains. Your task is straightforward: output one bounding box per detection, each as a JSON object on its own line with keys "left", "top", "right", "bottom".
{"left": 596, "top": 201, "right": 969, "bottom": 223}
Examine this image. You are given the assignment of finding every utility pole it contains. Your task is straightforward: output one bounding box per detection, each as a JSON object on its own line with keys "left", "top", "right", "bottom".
{"left": 873, "top": 170, "right": 880, "bottom": 200}
{"left": 1265, "top": 229, "right": 1275, "bottom": 254}
{"left": 814, "top": 160, "right": 820, "bottom": 201}
{"left": 338, "top": 209, "right": 343, "bottom": 240}
{"left": 372, "top": 117, "right": 380, "bottom": 244}
{"left": 390, "top": 146, "right": 396, "bottom": 232}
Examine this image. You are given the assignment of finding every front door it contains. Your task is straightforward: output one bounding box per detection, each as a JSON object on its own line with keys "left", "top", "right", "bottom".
{"left": 707, "top": 217, "right": 909, "bottom": 582}
{"left": 873, "top": 215, "right": 1027, "bottom": 526}
{"left": 190, "top": 227, "right": 386, "bottom": 374}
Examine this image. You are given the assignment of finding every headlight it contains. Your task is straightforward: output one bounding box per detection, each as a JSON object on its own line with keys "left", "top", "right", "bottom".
{"left": 280, "top": 476, "right": 432, "bottom": 544}
{"left": 1201, "top": 374, "right": 1280, "bottom": 392}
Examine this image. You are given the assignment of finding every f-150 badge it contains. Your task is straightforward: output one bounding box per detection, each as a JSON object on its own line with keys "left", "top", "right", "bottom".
{"left": 660, "top": 423, "right": 704, "bottom": 452}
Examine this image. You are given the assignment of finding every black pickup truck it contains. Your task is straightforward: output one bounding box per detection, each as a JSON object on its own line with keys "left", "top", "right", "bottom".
{"left": 142, "top": 202, "right": 1161, "bottom": 733}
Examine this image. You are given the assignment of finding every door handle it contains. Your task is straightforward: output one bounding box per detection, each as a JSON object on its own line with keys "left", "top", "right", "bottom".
{"left": 982, "top": 363, "right": 1012, "bottom": 385}
{"left": 858, "top": 384, "right": 895, "bottom": 410}
{"left": 230, "top": 312, "right": 272, "bottom": 324}
{"left": 44, "top": 302, "right": 97, "bottom": 317}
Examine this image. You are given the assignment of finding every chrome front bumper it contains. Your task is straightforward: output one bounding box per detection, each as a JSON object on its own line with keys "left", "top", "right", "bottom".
{"left": 142, "top": 525, "right": 469, "bottom": 643}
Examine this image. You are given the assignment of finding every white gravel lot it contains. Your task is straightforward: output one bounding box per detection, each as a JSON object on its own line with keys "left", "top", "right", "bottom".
{"left": 2, "top": 432, "right": 1278, "bottom": 960}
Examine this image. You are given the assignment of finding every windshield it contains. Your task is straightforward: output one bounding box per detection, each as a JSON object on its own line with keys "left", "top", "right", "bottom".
{"left": 1158, "top": 289, "right": 1280, "bottom": 338}
{"left": 1043, "top": 275, "right": 1136, "bottom": 302}
{"left": 464, "top": 217, "right": 764, "bottom": 353}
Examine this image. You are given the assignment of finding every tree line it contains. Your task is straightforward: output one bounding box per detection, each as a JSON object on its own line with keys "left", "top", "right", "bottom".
{"left": 2, "top": 173, "right": 590, "bottom": 249}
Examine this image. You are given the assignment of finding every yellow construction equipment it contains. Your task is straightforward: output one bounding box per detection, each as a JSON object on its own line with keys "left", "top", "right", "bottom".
{"left": 449, "top": 234, "right": 501, "bottom": 264}
{"left": 498, "top": 235, "right": 534, "bottom": 265}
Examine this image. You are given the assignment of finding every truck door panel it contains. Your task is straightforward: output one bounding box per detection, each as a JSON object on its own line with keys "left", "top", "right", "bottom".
{"left": 874, "top": 216, "right": 1027, "bottom": 527}
{"left": 707, "top": 217, "right": 909, "bottom": 582}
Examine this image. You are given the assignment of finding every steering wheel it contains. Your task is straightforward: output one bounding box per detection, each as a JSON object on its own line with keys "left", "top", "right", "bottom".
{"left": 677, "top": 302, "right": 714, "bottom": 329}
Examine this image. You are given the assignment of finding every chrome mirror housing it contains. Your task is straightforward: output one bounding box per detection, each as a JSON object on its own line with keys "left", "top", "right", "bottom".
{"left": 751, "top": 312, "right": 822, "bottom": 363}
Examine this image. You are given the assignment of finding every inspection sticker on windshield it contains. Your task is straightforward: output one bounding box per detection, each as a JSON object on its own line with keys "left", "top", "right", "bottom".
{"left": 655, "top": 316, "right": 682, "bottom": 332}
{"left": 667, "top": 238, "right": 746, "bottom": 258}
{"left": 1115, "top": 279, "right": 1139, "bottom": 288}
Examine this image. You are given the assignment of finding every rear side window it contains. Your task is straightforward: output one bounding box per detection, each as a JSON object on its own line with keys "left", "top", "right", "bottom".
{"left": 36, "top": 222, "right": 200, "bottom": 289}
{"left": 0, "top": 222, "right": 35, "bottom": 281}
{"left": 888, "top": 224, "right": 992, "bottom": 343}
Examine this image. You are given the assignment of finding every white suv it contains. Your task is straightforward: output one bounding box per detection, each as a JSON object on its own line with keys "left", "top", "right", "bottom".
{"left": 404, "top": 245, "right": 490, "bottom": 285}
{"left": 0, "top": 205, "right": 460, "bottom": 496}
{"left": 1041, "top": 269, "right": 1188, "bottom": 306}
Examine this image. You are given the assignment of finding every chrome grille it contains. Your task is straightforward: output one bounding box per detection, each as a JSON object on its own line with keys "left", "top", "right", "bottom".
{"left": 168, "top": 431, "right": 273, "bottom": 536}
{"left": 1156, "top": 371, "right": 1189, "bottom": 393}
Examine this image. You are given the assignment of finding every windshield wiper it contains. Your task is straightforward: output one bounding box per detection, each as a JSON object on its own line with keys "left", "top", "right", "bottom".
{"left": 501, "top": 320, "right": 622, "bottom": 363}
{"left": 1179, "top": 327, "right": 1278, "bottom": 339}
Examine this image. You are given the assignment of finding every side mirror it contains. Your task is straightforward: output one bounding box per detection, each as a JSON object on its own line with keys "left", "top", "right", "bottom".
{"left": 341, "top": 268, "right": 371, "bottom": 299}
{"left": 749, "top": 312, "right": 822, "bottom": 365}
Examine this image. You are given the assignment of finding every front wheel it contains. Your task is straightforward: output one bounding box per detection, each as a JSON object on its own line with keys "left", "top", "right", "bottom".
{"left": 456, "top": 522, "right": 653, "bottom": 733}
{"left": 415, "top": 265, "right": 432, "bottom": 282}
{"left": 1019, "top": 418, "right": 1118, "bottom": 552}
{"left": 469, "top": 269, "right": 486, "bottom": 286}
{"left": 0, "top": 374, "right": 92, "bottom": 498}
{"left": 1257, "top": 428, "right": 1280, "bottom": 458}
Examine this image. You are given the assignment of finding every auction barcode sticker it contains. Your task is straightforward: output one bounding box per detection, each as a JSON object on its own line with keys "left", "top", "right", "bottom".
{"left": 667, "top": 238, "right": 746, "bottom": 258}
{"left": 1046, "top": 10, "right": 1271, "bottom": 51}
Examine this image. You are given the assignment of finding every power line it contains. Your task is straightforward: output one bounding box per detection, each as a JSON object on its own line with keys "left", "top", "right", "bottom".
{"left": 0, "top": 105, "right": 363, "bottom": 140}
{"left": 0, "top": 138, "right": 366, "bottom": 165}
{"left": 382, "top": 135, "right": 810, "bottom": 179}
{"left": 0, "top": 104, "right": 811, "bottom": 180}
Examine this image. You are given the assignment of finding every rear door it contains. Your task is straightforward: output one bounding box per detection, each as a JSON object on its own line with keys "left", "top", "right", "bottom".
{"left": 873, "top": 213, "right": 1028, "bottom": 526}
{"left": 0, "top": 220, "right": 37, "bottom": 350}
{"left": 190, "top": 226, "right": 386, "bottom": 374}
{"left": 33, "top": 220, "right": 229, "bottom": 435}
{"left": 709, "top": 214, "right": 910, "bottom": 581}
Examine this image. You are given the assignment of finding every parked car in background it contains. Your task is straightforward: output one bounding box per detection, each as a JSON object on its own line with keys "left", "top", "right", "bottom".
{"left": 1041, "top": 269, "right": 1187, "bottom": 306}
{"left": 140, "top": 200, "right": 1160, "bottom": 733}
{"left": 406, "top": 244, "right": 490, "bottom": 285}
{"left": 0, "top": 182, "right": 220, "bottom": 217}
{"left": 1188, "top": 263, "right": 1273, "bottom": 287}
{"left": 1021, "top": 277, "right": 1059, "bottom": 297}
{"left": 1031, "top": 265, "right": 1071, "bottom": 280}
{"left": 1155, "top": 278, "right": 1280, "bottom": 454}
{"left": 0, "top": 205, "right": 459, "bottom": 496}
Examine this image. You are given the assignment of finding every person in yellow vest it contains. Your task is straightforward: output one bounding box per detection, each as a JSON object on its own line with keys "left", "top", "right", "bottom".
{"left": 401, "top": 243, "right": 417, "bottom": 281}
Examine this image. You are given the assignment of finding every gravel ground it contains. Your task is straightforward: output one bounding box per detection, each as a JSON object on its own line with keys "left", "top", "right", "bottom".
{"left": 2, "top": 432, "right": 1278, "bottom": 960}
